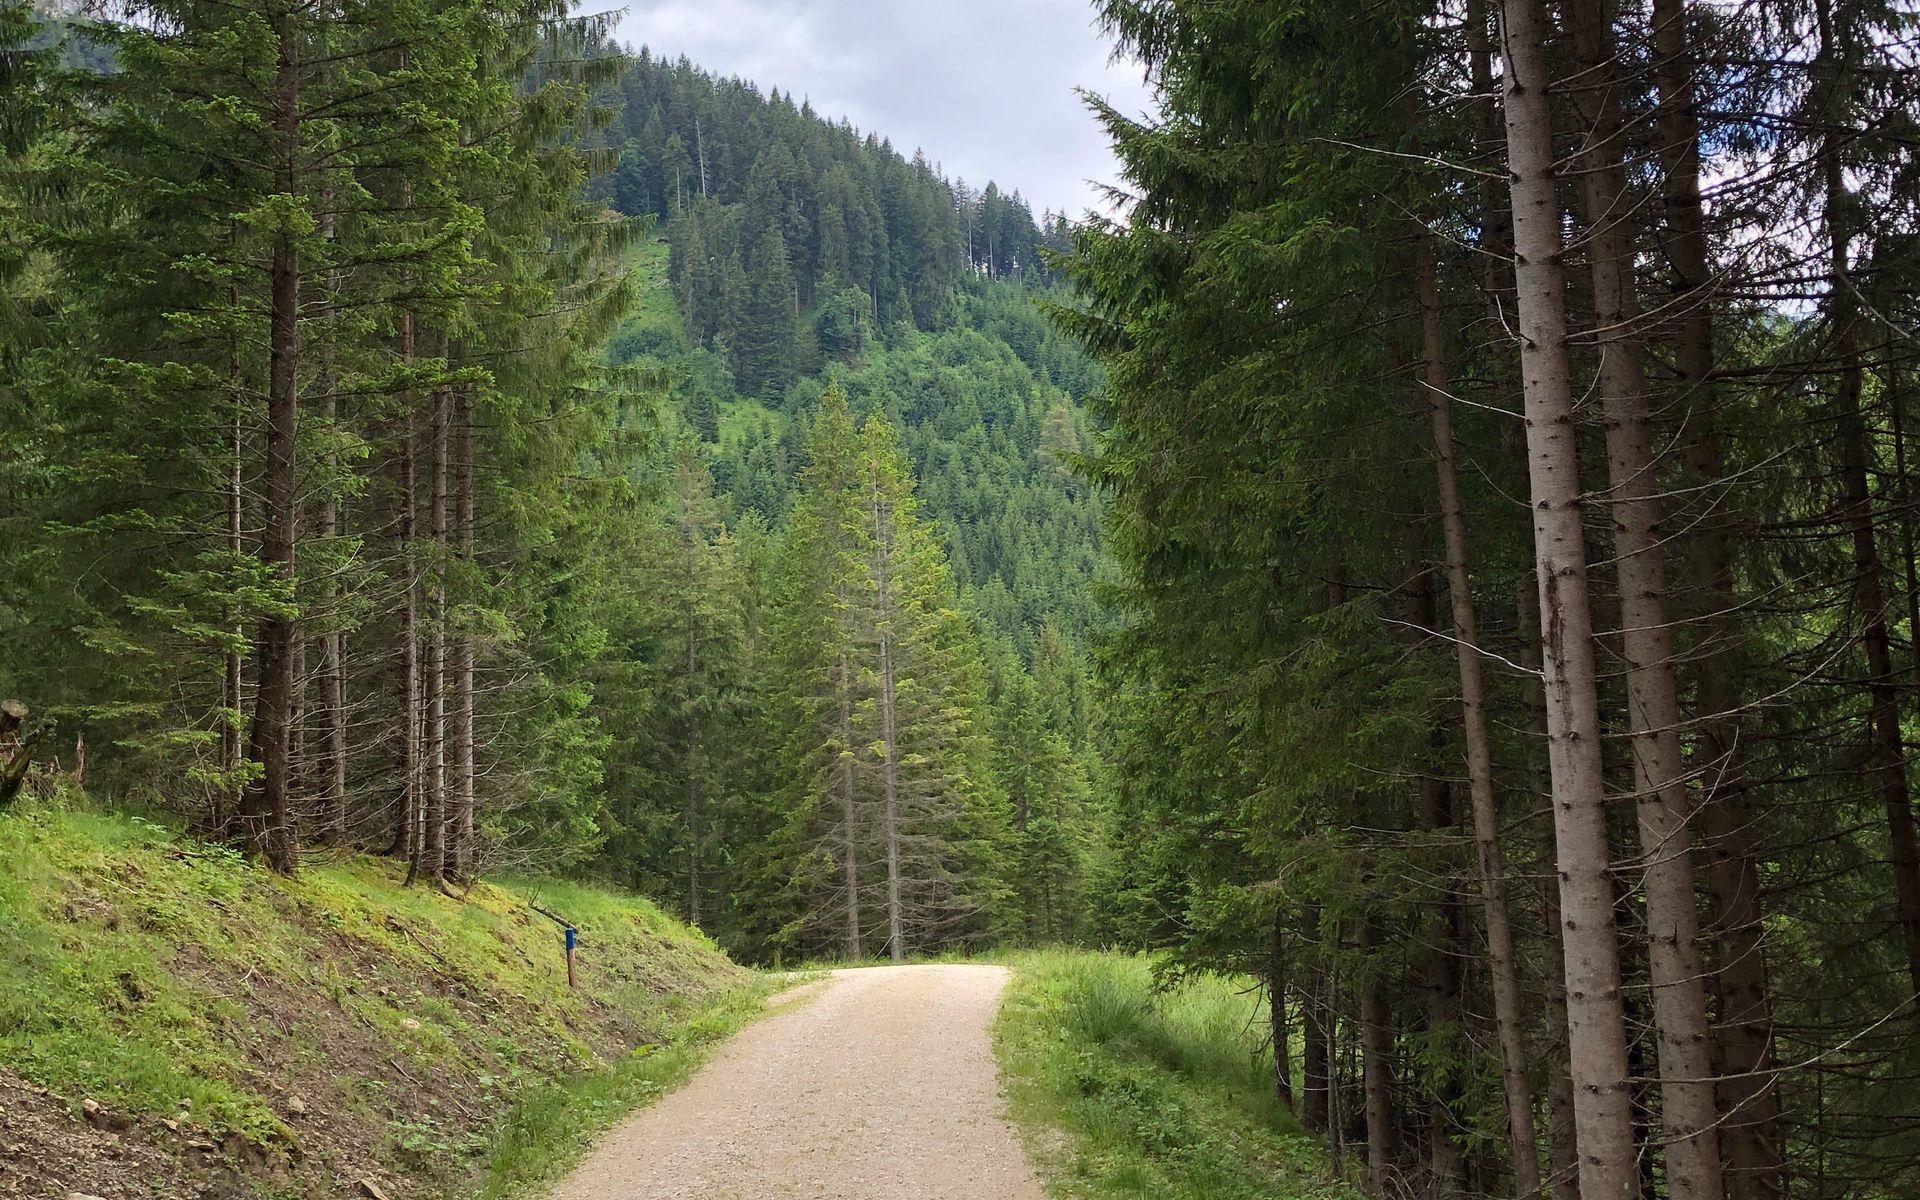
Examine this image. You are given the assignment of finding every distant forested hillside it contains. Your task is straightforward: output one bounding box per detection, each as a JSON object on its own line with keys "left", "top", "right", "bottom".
{"left": 574, "top": 46, "right": 1115, "bottom": 957}
{"left": 589, "top": 46, "right": 1108, "bottom": 659}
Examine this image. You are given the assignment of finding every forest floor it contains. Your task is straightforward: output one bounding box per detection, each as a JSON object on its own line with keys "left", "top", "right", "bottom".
{"left": 0, "top": 801, "right": 759, "bottom": 1200}
{"left": 544, "top": 964, "right": 1044, "bottom": 1200}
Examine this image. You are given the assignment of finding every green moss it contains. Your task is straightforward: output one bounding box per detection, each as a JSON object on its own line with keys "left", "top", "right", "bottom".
{"left": 994, "top": 950, "right": 1361, "bottom": 1200}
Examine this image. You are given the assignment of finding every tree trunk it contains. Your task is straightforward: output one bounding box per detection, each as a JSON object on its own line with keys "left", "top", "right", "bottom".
{"left": 423, "top": 386, "right": 448, "bottom": 885}
{"left": 1817, "top": 0, "right": 1920, "bottom": 1009}
{"left": 452, "top": 388, "right": 476, "bottom": 879}
{"left": 1466, "top": 0, "right": 1508, "bottom": 326}
{"left": 1416, "top": 228, "right": 1543, "bottom": 1200}
{"left": 1521, "top": 579, "right": 1581, "bottom": 1200}
{"left": 1648, "top": 4, "right": 1784, "bottom": 1189}
{"left": 314, "top": 188, "right": 346, "bottom": 848}
{"left": 240, "top": 13, "right": 302, "bottom": 875}
{"left": 1893, "top": 371, "right": 1920, "bottom": 698}
{"left": 1270, "top": 906, "right": 1294, "bottom": 1109}
{"left": 1495, "top": 3, "right": 1636, "bottom": 1194}
{"left": 399, "top": 385, "right": 422, "bottom": 880}
{"left": 1359, "top": 916, "right": 1400, "bottom": 1197}
{"left": 1303, "top": 947, "right": 1332, "bottom": 1134}
{"left": 225, "top": 350, "right": 245, "bottom": 832}
{"left": 1420, "top": 774, "right": 1468, "bottom": 1198}
{"left": 288, "top": 624, "right": 306, "bottom": 829}
{"left": 684, "top": 522, "right": 703, "bottom": 927}
{"left": 1543, "top": 899, "right": 1582, "bottom": 1200}
{"left": 1564, "top": 8, "right": 1726, "bottom": 1195}
{"left": 1403, "top": 551, "right": 1468, "bottom": 1197}
{"left": 873, "top": 487, "right": 906, "bottom": 964}
{"left": 838, "top": 641, "right": 861, "bottom": 960}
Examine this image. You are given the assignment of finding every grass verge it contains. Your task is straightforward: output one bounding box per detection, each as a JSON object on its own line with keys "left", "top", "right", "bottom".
{"left": 474, "top": 975, "right": 777, "bottom": 1198}
{"left": 993, "top": 950, "right": 1361, "bottom": 1200}
{"left": 0, "top": 800, "right": 754, "bottom": 1199}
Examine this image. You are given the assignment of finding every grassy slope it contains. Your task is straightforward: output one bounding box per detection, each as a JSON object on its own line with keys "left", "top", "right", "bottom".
{"left": 994, "top": 951, "right": 1362, "bottom": 1200}
{"left": 0, "top": 803, "right": 757, "bottom": 1199}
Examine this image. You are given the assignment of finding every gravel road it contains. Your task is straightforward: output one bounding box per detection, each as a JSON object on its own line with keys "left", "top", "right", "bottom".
{"left": 544, "top": 963, "right": 1046, "bottom": 1200}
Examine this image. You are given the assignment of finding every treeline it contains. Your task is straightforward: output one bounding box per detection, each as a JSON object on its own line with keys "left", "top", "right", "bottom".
{"left": 595, "top": 48, "right": 1070, "bottom": 396}
{"left": 1, "top": 4, "right": 1111, "bottom": 963}
{"left": 597, "top": 388, "right": 1093, "bottom": 960}
{"left": 2, "top": 1, "right": 639, "bottom": 877}
{"left": 1066, "top": 3, "right": 1920, "bottom": 1200}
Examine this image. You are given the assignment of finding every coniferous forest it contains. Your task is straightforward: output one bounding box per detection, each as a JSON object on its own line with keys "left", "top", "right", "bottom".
{"left": 6, "top": 1, "right": 1920, "bottom": 1199}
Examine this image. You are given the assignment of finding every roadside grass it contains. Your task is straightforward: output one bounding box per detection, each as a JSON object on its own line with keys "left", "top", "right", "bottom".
{"left": 0, "top": 796, "right": 755, "bottom": 1197}
{"left": 994, "top": 950, "right": 1362, "bottom": 1200}
{"left": 473, "top": 976, "right": 778, "bottom": 1199}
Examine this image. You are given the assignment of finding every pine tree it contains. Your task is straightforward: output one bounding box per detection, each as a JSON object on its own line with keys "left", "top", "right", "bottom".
{"left": 733, "top": 226, "right": 798, "bottom": 400}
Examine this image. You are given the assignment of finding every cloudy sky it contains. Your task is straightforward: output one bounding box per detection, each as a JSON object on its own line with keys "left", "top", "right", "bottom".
{"left": 609, "top": 0, "right": 1156, "bottom": 217}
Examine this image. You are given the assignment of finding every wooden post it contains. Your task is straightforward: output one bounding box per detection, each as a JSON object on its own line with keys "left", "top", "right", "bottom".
{"left": 565, "top": 926, "right": 577, "bottom": 990}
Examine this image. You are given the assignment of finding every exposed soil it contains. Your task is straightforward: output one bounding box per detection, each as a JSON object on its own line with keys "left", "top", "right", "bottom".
{"left": 545, "top": 964, "right": 1044, "bottom": 1200}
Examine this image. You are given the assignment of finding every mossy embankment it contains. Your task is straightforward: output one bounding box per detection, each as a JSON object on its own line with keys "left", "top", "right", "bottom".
{"left": 0, "top": 804, "right": 757, "bottom": 1199}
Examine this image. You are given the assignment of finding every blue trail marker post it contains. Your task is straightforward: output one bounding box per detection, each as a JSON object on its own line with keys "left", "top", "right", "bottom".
{"left": 565, "top": 925, "right": 577, "bottom": 990}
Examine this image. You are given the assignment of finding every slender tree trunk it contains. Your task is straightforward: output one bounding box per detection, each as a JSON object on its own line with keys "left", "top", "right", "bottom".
{"left": 1648, "top": 4, "right": 1784, "bottom": 1188}
{"left": 1420, "top": 775, "right": 1469, "bottom": 1198}
{"left": 288, "top": 625, "right": 306, "bottom": 829}
{"left": 225, "top": 338, "right": 244, "bottom": 831}
{"left": 684, "top": 532, "right": 702, "bottom": 927}
{"left": 695, "top": 115, "right": 710, "bottom": 199}
{"left": 320, "top": 429, "right": 347, "bottom": 846}
{"left": 399, "top": 388, "right": 422, "bottom": 881}
{"left": 1495, "top": 3, "right": 1636, "bottom": 1193}
{"left": 1831, "top": 252, "right": 1920, "bottom": 1002}
{"left": 1330, "top": 956, "right": 1348, "bottom": 1175}
{"left": 838, "top": 641, "right": 861, "bottom": 959}
{"left": 1467, "top": 0, "right": 1508, "bottom": 326}
{"left": 423, "top": 386, "right": 448, "bottom": 884}
{"left": 1817, "top": 0, "right": 1920, "bottom": 1008}
{"left": 872, "top": 488, "right": 906, "bottom": 963}
{"left": 1303, "top": 941, "right": 1332, "bottom": 1133}
{"left": 1521, "top": 577, "right": 1581, "bottom": 1200}
{"left": 1893, "top": 372, "right": 1920, "bottom": 696}
{"left": 315, "top": 194, "right": 347, "bottom": 848}
{"left": 1359, "top": 916, "right": 1400, "bottom": 1197}
{"left": 240, "top": 14, "right": 302, "bottom": 874}
{"left": 1270, "top": 907, "right": 1294, "bottom": 1109}
{"left": 451, "top": 388, "right": 475, "bottom": 878}
{"left": 1416, "top": 229, "right": 1543, "bottom": 1200}
{"left": 1403, "top": 551, "right": 1468, "bottom": 1197}
{"left": 1565, "top": 9, "right": 1726, "bottom": 1195}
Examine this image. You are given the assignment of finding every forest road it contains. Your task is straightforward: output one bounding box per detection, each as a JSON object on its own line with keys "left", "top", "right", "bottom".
{"left": 544, "top": 963, "right": 1046, "bottom": 1200}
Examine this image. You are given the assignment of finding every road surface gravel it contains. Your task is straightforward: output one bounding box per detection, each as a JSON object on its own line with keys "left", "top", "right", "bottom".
{"left": 545, "top": 963, "right": 1046, "bottom": 1200}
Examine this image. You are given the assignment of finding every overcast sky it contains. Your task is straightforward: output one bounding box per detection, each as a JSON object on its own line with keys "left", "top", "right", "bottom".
{"left": 609, "top": 0, "right": 1155, "bottom": 217}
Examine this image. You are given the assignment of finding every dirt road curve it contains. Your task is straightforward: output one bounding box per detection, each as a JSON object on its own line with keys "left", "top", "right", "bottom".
{"left": 545, "top": 963, "right": 1046, "bottom": 1200}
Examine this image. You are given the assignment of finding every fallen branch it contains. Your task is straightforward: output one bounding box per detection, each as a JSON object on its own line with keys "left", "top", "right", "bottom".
{"left": 383, "top": 915, "right": 460, "bottom": 983}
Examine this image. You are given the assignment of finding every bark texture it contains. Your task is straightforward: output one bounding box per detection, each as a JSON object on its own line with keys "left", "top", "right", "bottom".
{"left": 1495, "top": 3, "right": 1636, "bottom": 1193}
{"left": 1416, "top": 229, "right": 1543, "bottom": 1200}
{"left": 1565, "top": 8, "right": 1725, "bottom": 1195}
